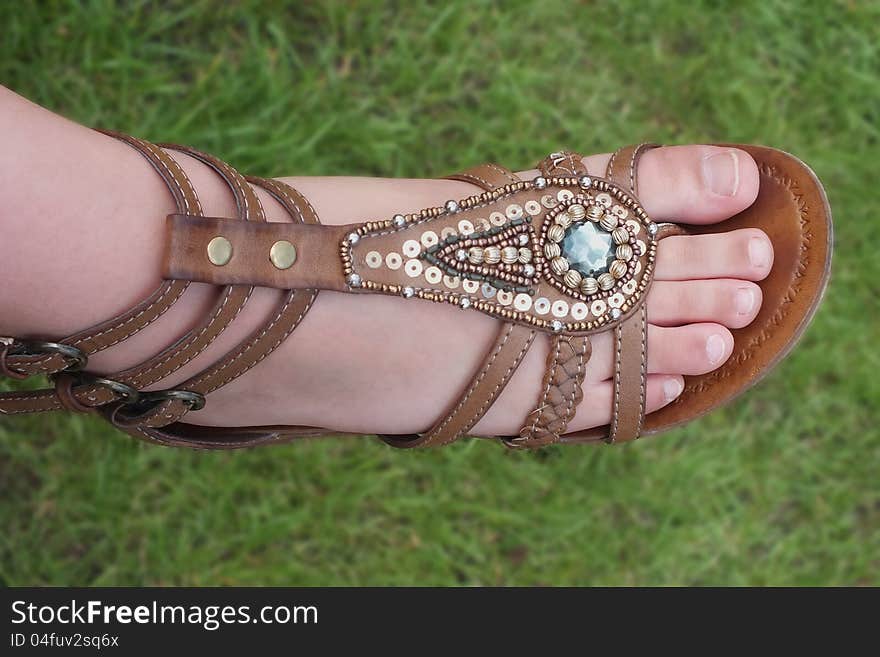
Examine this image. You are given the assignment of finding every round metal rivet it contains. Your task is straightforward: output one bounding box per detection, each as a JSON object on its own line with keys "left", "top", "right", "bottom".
{"left": 207, "top": 236, "right": 233, "bottom": 266}
{"left": 269, "top": 240, "right": 297, "bottom": 270}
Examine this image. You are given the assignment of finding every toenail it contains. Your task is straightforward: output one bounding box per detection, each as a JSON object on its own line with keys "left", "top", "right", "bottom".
{"left": 748, "top": 236, "right": 772, "bottom": 269}
{"left": 663, "top": 377, "right": 684, "bottom": 402}
{"left": 706, "top": 334, "right": 727, "bottom": 365}
{"left": 735, "top": 287, "right": 756, "bottom": 316}
{"left": 701, "top": 150, "right": 740, "bottom": 197}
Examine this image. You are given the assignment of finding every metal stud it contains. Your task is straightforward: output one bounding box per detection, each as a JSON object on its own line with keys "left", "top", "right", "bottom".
{"left": 555, "top": 212, "right": 572, "bottom": 228}
{"left": 207, "top": 236, "right": 233, "bottom": 266}
{"left": 269, "top": 240, "right": 297, "bottom": 270}
{"left": 548, "top": 224, "right": 565, "bottom": 242}
{"left": 550, "top": 256, "right": 570, "bottom": 275}
{"left": 580, "top": 277, "right": 599, "bottom": 295}
{"left": 564, "top": 269, "right": 582, "bottom": 289}
{"left": 610, "top": 260, "right": 628, "bottom": 279}
{"left": 518, "top": 247, "right": 533, "bottom": 264}
{"left": 598, "top": 272, "right": 616, "bottom": 290}
{"left": 616, "top": 244, "right": 633, "bottom": 261}
{"left": 568, "top": 204, "right": 586, "bottom": 221}
{"left": 484, "top": 246, "right": 502, "bottom": 264}
{"left": 544, "top": 242, "right": 561, "bottom": 259}
{"left": 600, "top": 213, "right": 618, "bottom": 231}
{"left": 501, "top": 246, "right": 519, "bottom": 264}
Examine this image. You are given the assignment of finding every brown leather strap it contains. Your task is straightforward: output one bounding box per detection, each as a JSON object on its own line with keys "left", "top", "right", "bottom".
{"left": 117, "top": 176, "right": 322, "bottom": 440}
{"left": 1, "top": 132, "right": 198, "bottom": 380}
{"left": 605, "top": 144, "right": 658, "bottom": 443}
{"left": 515, "top": 152, "right": 594, "bottom": 446}
{"left": 444, "top": 163, "right": 521, "bottom": 190}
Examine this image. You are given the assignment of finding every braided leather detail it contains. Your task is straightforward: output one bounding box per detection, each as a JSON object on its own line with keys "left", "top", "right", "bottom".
{"left": 516, "top": 335, "right": 591, "bottom": 447}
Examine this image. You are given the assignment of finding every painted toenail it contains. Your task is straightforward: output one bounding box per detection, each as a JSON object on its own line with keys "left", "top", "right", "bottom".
{"left": 748, "top": 236, "right": 772, "bottom": 269}
{"left": 706, "top": 334, "right": 727, "bottom": 365}
{"left": 735, "top": 287, "right": 756, "bottom": 315}
{"left": 663, "top": 377, "right": 684, "bottom": 402}
{"left": 702, "top": 150, "right": 740, "bottom": 197}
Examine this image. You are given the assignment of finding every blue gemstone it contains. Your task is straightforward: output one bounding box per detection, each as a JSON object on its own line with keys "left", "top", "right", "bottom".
{"left": 561, "top": 222, "right": 615, "bottom": 277}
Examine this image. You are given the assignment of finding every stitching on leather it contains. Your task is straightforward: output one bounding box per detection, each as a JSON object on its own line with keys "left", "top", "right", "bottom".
{"left": 610, "top": 325, "right": 623, "bottom": 442}
{"left": 424, "top": 323, "right": 516, "bottom": 443}
{"left": 636, "top": 306, "right": 647, "bottom": 438}
{"left": 449, "top": 172, "right": 497, "bottom": 191}
{"left": 607, "top": 148, "right": 620, "bottom": 180}
{"left": 561, "top": 336, "right": 589, "bottom": 427}
{"left": 484, "top": 163, "right": 520, "bottom": 185}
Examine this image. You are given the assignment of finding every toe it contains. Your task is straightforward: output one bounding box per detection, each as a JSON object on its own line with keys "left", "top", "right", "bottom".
{"left": 647, "top": 280, "right": 763, "bottom": 329}
{"left": 568, "top": 374, "right": 685, "bottom": 431}
{"left": 582, "top": 145, "right": 760, "bottom": 224}
{"left": 655, "top": 228, "right": 774, "bottom": 281}
{"left": 587, "top": 322, "right": 734, "bottom": 381}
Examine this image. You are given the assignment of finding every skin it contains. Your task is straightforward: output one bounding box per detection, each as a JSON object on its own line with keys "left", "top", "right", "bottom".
{"left": 0, "top": 86, "right": 772, "bottom": 437}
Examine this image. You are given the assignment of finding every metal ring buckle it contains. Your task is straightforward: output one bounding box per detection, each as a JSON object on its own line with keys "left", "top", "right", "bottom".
{"left": 11, "top": 340, "right": 88, "bottom": 372}
{"left": 136, "top": 389, "right": 206, "bottom": 412}
{"left": 86, "top": 376, "right": 142, "bottom": 404}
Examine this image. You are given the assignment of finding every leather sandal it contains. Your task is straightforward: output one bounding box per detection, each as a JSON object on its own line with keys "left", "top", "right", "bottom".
{"left": 0, "top": 134, "right": 832, "bottom": 449}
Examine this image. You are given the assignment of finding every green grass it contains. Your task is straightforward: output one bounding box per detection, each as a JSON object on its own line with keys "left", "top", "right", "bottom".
{"left": 1, "top": 0, "right": 878, "bottom": 586}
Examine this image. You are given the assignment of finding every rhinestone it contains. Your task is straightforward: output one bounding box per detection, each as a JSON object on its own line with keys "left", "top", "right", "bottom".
{"left": 579, "top": 175, "right": 592, "bottom": 188}
{"left": 517, "top": 233, "right": 530, "bottom": 246}
{"left": 580, "top": 277, "right": 599, "bottom": 295}
{"left": 459, "top": 297, "right": 471, "bottom": 309}
{"left": 561, "top": 222, "right": 615, "bottom": 277}
{"left": 346, "top": 232, "right": 360, "bottom": 245}
{"left": 514, "top": 293, "right": 532, "bottom": 311}
{"left": 551, "top": 300, "right": 569, "bottom": 318}
{"left": 647, "top": 222, "right": 659, "bottom": 237}
{"left": 534, "top": 176, "right": 548, "bottom": 189}
{"left": 403, "top": 239, "right": 421, "bottom": 257}
{"left": 550, "top": 319, "right": 564, "bottom": 332}
{"left": 405, "top": 259, "right": 423, "bottom": 278}
{"left": 568, "top": 204, "right": 586, "bottom": 221}
{"left": 385, "top": 252, "right": 402, "bottom": 270}
{"left": 523, "top": 263, "right": 536, "bottom": 277}
{"left": 544, "top": 242, "right": 561, "bottom": 259}
{"left": 401, "top": 286, "right": 415, "bottom": 298}
{"left": 598, "top": 273, "right": 616, "bottom": 290}
{"left": 346, "top": 273, "right": 362, "bottom": 287}
{"left": 455, "top": 248, "right": 468, "bottom": 262}
{"left": 484, "top": 246, "right": 502, "bottom": 264}
{"left": 610, "top": 308, "right": 622, "bottom": 320}
{"left": 550, "top": 256, "right": 570, "bottom": 275}
{"left": 518, "top": 247, "right": 533, "bottom": 264}
{"left": 365, "top": 250, "right": 382, "bottom": 269}
{"left": 392, "top": 214, "right": 406, "bottom": 228}
{"left": 445, "top": 200, "right": 460, "bottom": 213}
{"left": 534, "top": 297, "right": 551, "bottom": 315}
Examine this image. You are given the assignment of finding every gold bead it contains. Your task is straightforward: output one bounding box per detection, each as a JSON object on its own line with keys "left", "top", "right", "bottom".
{"left": 564, "top": 269, "right": 582, "bottom": 289}
{"left": 269, "top": 240, "right": 297, "bottom": 270}
{"left": 610, "top": 260, "right": 627, "bottom": 279}
{"left": 587, "top": 205, "right": 604, "bottom": 220}
{"left": 598, "top": 272, "right": 616, "bottom": 290}
{"left": 207, "top": 236, "right": 233, "bottom": 266}
{"left": 612, "top": 227, "right": 630, "bottom": 244}
{"left": 580, "top": 277, "right": 599, "bottom": 295}
{"left": 568, "top": 203, "right": 586, "bottom": 220}
{"left": 547, "top": 224, "right": 565, "bottom": 242}
{"left": 484, "top": 246, "right": 502, "bottom": 264}
{"left": 616, "top": 243, "right": 633, "bottom": 261}
{"left": 468, "top": 246, "right": 484, "bottom": 264}
{"left": 544, "top": 242, "right": 561, "bottom": 259}
{"left": 518, "top": 247, "right": 533, "bottom": 263}
{"left": 551, "top": 256, "right": 570, "bottom": 275}
{"left": 600, "top": 213, "right": 618, "bottom": 231}
{"left": 502, "top": 246, "right": 519, "bottom": 264}
{"left": 555, "top": 212, "right": 572, "bottom": 228}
